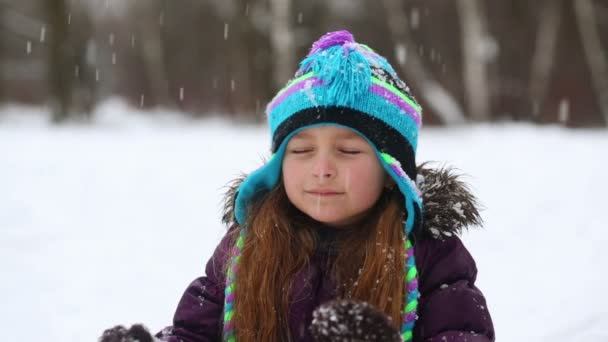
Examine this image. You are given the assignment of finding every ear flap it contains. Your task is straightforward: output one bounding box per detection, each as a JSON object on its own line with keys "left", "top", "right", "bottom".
{"left": 234, "top": 136, "right": 291, "bottom": 225}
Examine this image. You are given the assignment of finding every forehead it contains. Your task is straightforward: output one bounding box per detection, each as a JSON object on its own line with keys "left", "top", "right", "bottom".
{"left": 291, "top": 126, "right": 362, "bottom": 140}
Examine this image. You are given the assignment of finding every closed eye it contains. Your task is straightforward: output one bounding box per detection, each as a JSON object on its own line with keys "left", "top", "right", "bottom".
{"left": 290, "top": 149, "right": 312, "bottom": 154}
{"left": 340, "top": 149, "right": 361, "bottom": 155}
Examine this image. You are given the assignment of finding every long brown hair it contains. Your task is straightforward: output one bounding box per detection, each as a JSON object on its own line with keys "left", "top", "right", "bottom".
{"left": 232, "top": 183, "right": 406, "bottom": 341}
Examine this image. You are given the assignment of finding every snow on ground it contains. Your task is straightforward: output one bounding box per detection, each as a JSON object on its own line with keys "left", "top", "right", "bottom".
{"left": 1, "top": 100, "right": 607, "bottom": 341}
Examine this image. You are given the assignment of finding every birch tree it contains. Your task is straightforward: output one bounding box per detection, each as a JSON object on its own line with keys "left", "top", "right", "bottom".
{"left": 456, "top": 0, "right": 491, "bottom": 122}
{"left": 529, "top": 0, "right": 563, "bottom": 118}
{"left": 382, "top": 0, "right": 467, "bottom": 125}
{"left": 269, "top": 0, "right": 294, "bottom": 88}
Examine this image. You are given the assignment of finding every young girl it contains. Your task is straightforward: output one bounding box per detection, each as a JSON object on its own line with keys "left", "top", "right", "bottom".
{"left": 154, "top": 30, "right": 494, "bottom": 341}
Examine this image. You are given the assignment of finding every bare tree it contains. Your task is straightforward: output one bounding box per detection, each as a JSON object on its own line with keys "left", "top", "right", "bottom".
{"left": 225, "top": 0, "right": 266, "bottom": 118}
{"left": 574, "top": 0, "right": 608, "bottom": 125}
{"left": 69, "top": 4, "right": 96, "bottom": 116}
{"left": 382, "top": 0, "right": 466, "bottom": 125}
{"left": 130, "top": 0, "right": 170, "bottom": 108}
{"left": 269, "top": 0, "right": 294, "bottom": 88}
{"left": 46, "top": 0, "right": 72, "bottom": 122}
{"left": 456, "top": 0, "right": 491, "bottom": 122}
{"left": 0, "top": 3, "right": 3, "bottom": 102}
{"left": 529, "top": 0, "right": 563, "bottom": 118}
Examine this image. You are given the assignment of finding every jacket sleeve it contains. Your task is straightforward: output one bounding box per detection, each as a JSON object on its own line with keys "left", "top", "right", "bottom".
{"left": 156, "top": 230, "right": 236, "bottom": 342}
{"left": 413, "top": 236, "right": 495, "bottom": 342}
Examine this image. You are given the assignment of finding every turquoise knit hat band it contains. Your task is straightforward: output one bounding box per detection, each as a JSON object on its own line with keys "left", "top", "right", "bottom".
{"left": 266, "top": 72, "right": 421, "bottom": 151}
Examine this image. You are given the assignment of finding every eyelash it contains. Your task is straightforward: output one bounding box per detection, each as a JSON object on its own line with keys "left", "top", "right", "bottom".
{"left": 289, "top": 149, "right": 361, "bottom": 155}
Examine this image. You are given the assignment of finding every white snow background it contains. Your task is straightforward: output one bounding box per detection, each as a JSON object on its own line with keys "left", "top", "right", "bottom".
{"left": 1, "top": 99, "right": 607, "bottom": 341}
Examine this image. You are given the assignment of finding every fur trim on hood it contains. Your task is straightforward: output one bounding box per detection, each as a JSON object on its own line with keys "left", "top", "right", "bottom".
{"left": 220, "top": 163, "right": 483, "bottom": 239}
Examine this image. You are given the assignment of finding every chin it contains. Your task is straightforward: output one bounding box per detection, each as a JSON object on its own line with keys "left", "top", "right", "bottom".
{"left": 305, "top": 212, "right": 341, "bottom": 225}
{"left": 307, "top": 213, "right": 353, "bottom": 227}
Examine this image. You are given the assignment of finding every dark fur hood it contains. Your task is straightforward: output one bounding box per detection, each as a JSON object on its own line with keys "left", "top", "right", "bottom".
{"left": 220, "top": 163, "right": 483, "bottom": 239}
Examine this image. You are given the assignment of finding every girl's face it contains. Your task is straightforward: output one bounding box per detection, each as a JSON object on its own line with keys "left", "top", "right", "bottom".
{"left": 282, "top": 126, "right": 389, "bottom": 228}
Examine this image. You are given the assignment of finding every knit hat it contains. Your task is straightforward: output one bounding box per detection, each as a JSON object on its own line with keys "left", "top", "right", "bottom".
{"left": 224, "top": 30, "right": 423, "bottom": 342}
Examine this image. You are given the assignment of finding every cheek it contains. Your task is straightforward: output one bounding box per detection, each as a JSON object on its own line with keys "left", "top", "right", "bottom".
{"left": 344, "top": 159, "right": 386, "bottom": 199}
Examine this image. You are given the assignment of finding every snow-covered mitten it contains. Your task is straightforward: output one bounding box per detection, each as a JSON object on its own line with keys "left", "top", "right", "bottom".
{"left": 99, "top": 323, "right": 155, "bottom": 342}
{"left": 310, "top": 299, "right": 401, "bottom": 342}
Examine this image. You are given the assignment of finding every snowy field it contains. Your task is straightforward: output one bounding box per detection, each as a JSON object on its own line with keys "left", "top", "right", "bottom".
{"left": 1, "top": 100, "right": 607, "bottom": 341}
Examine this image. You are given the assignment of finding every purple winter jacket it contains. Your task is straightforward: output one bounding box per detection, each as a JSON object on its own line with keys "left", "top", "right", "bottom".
{"left": 156, "top": 166, "right": 495, "bottom": 341}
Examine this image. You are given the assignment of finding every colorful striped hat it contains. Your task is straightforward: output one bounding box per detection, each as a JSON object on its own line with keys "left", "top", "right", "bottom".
{"left": 225, "top": 30, "right": 423, "bottom": 341}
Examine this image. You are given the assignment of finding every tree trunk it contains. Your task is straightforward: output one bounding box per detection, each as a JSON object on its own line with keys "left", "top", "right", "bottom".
{"left": 529, "top": 0, "right": 563, "bottom": 118}
{"left": 382, "top": 0, "right": 466, "bottom": 125}
{"left": 69, "top": 6, "right": 96, "bottom": 117}
{"left": 0, "top": 4, "right": 3, "bottom": 103}
{"left": 573, "top": 0, "right": 608, "bottom": 125}
{"left": 269, "top": 0, "right": 294, "bottom": 88}
{"left": 225, "top": 0, "right": 262, "bottom": 119}
{"left": 133, "top": 0, "right": 170, "bottom": 108}
{"left": 457, "top": 0, "right": 491, "bottom": 122}
{"left": 46, "top": 0, "right": 72, "bottom": 122}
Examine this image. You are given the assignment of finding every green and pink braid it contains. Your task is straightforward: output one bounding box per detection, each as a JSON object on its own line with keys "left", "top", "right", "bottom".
{"left": 222, "top": 227, "right": 245, "bottom": 342}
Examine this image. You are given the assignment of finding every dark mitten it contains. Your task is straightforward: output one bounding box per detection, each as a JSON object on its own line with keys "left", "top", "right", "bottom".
{"left": 99, "top": 323, "right": 154, "bottom": 342}
{"left": 310, "top": 299, "right": 401, "bottom": 342}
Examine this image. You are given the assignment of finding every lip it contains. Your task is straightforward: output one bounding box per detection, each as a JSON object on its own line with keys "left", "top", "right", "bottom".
{"left": 306, "top": 190, "right": 344, "bottom": 196}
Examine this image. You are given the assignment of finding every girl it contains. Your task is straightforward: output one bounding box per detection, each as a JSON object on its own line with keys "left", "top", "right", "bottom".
{"left": 156, "top": 30, "right": 495, "bottom": 341}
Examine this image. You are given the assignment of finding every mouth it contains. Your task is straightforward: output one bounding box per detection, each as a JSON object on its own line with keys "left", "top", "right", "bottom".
{"left": 306, "top": 191, "right": 344, "bottom": 197}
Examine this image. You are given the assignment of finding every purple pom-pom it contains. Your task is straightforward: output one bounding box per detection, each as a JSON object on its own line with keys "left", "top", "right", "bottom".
{"left": 307, "top": 30, "right": 355, "bottom": 56}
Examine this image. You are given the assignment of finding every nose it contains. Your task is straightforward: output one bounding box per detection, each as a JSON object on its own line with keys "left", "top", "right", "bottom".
{"left": 312, "top": 152, "right": 336, "bottom": 180}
